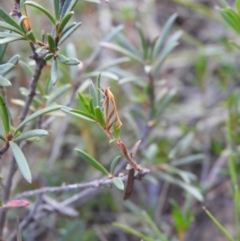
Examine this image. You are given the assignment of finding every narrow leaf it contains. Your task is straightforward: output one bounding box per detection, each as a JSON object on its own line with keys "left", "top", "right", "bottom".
{"left": 50, "top": 58, "right": 58, "bottom": 85}
{"left": 101, "top": 42, "right": 144, "bottom": 64}
{"left": 9, "top": 141, "right": 32, "bottom": 183}
{"left": 47, "top": 34, "right": 55, "bottom": 53}
{"left": 136, "top": 23, "right": 148, "bottom": 60}
{"left": 26, "top": 30, "right": 36, "bottom": 42}
{"left": 94, "top": 106, "right": 105, "bottom": 127}
{"left": 0, "top": 63, "right": 15, "bottom": 76}
{"left": 0, "top": 21, "right": 23, "bottom": 35}
{"left": 58, "top": 11, "right": 74, "bottom": 34}
{"left": 0, "top": 8, "right": 22, "bottom": 32}
{"left": 75, "top": 148, "right": 109, "bottom": 175}
{"left": 152, "top": 13, "right": 178, "bottom": 60}
{"left": 25, "top": 1, "right": 55, "bottom": 25}
{"left": 8, "top": 54, "right": 20, "bottom": 65}
{"left": 14, "top": 129, "right": 48, "bottom": 142}
{"left": 78, "top": 92, "right": 91, "bottom": 112}
{"left": 112, "top": 177, "right": 124, "bottom": 190}
{"left": 54, "top": 0, "right": 60, "bottom": 20}
{"left": 0, "top": 36, "right": 25, "bottom": 45}
{"left": 57, "top": 54, "right": 70, "bottom": 64}
{"left": 64, "top": 58, "right": 80, "bottom": 65}
{"left": 89, "top": 81, "right": 97, "bottom": 107}
{"left": 0, "top": 42, "right": 7, "bottom": 62}
{"left": 0, "top": 95, "right": 10, "bottom": 134}
{"left": 0, "top": 75, "right": 11, "bottom": 87}
{"left": 113, "top": 223, "right": 156, "bottom": 241}
{"left": 60, "top": 0, "right": 78, "bottom": 19}
{"left": 47, "top": 84, "right": 71, "bottom": 104}
{"left": 14, "top": 105, "right": 61, "bottom": 135}
{"left": 110, "top": 155, "right": 121, "bottom": 174}
{"left": 61, "top": 106, "right": 95, "bottom": 122}
{"left": 237, "top": 0, "right": 240, "bottom": 15}
{"left": 169, "top": 132, "right": 195, "bottom": 159}
{"left": 71, "top": 109, "right": 95, "bottom": 120}
{"left": 58, "top": 22, "right": 82, "bottom": 45}
{"left": 203, "top": 207, "right": 235, "bottom": 241}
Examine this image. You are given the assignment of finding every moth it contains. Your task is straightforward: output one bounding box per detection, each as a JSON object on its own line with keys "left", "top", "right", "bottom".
{"left": 101, "top": 87, "right": 122, "bottom": 131}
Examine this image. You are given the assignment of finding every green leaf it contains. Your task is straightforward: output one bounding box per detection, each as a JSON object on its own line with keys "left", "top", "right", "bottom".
{"left": 236, "top": 0, "right": 240, "bottom": 15}
{"left": 50, "top": 58, "right": 58, "bottom": 85}
{"left": 58, "top": 11, "right": 74, "bottom": 34}
{"left": 54, "top": 0, "right": 60, "bottom": 20}
{"left": 61, "top": 106, "right": 95, "bottom": 122}
{"left": 78, "top": 92, "right": 91, "bottom": 112}
{"left": 47, "top": 34, "right": 56, "bottom": 53}
{"left": 47, "top": 84, "right": 71, "bottom": 104}
{"left": 14, "top": 129, "right": 48, "bottom": 142}
{"left": 203, "top": 207, "right": 235, "bottom": 241}
{"left": 14, "top": 105, "right": 61, "bottom": 135}
{"left": 0, "top": 21, "right": 23, "bottom": 35}
{"left": 156, "top": 171, "right": 203, "bottom": 202}
{"left": 89, "top": 81, "right": 98, "bottom": 107}
{"left": 113, "top": 223, "right": 156, "bottom": 241}
{"left": 66, "top": 43, "right": 78, "bottom": 80}
{"left": 26, "top": 30, "right": 36, "bottom": 42}
{"left": 112, "top": 177, "right": 124, "bottom": 190}
{"left": 0, "top": 32, "right": 22, "bottom": 38}
{"left": 89, "top": 98, "right": 95, "bottom": 116}
{"left": 101, "top": 42, "right": 144, "bottom": 64}
{"left": 9, "top": 141, "right": 32, "bottom": 183}
{"left": 58, "top": 22, "right": 82, "bottom": 45}
{"left": 57, "top": 54, "right": 70, "bottom": 64}
{"left": 0, "top": 63, "right": 14, "bottom": 76}
{"left": 219, "top": 8, "right": 240, "bottom": 34}
{"left": 141, "top": 210, "right": 168, "bottom": 241}
{"left": 24, "top": 1, "right": 55, "bottom": 25}
{"left": 94, "top": 106, "right": 105, "bottom": 127}
{"left": 110, "top": 155, "right": 121, "bottom": 174}
{"left": 58, "top": 54, "right": 80, "bottom": 65}
{"left": 136, "top": 23, "right": 148, "bottom": 60}
{"left": 75, "top": 148, "right": 109, "bottom": 175}
{"left": 0, "top": 36, "right": 25, "bottom": 45}
{"left": 44, "top": 53, "right": 54, "bottom": 61}
{"left": 157, "top": 89, "right": 176, "bottom": 118}
{"left": 169, "top": 132, "right": 195, "bottom": 159}
{"left": 0, "top": 42, "right": 7, "bottom": 62}
{"left": 71, "top": 109, "right": 95, "bottom": 121}
{"left": 19, "top": 60, "right": 33, "bottom": 77}
{"left": 153, "top": 31, "right": 182, "bottom": 76}
{"left": 60, "top": 0, "right": 78, "bottom": 19}
{"left": 8, "top": 54, "right": 20, "bottom": 65}
{"left": 64, "top": 58, "right": 80, "bottom": 65}
{"left": 0, "top": 8, "right": 22, "bottom": 32}
{"left": 0, "top": 75, "right": 11, "bottom": 87}
{"left": 0, "top": 95, "right": 10, "bottom": 134}
{"left": 83, "top": 71, "right": 119, "bottom": 81}
{"left": 171, "top": 154, "right": 204, "bottom": 167}
{"left": 152, "top": 13, "right": 178, "bottom": 60}
{"left": 116, "top": 33, "right": 141, "bottom": 58}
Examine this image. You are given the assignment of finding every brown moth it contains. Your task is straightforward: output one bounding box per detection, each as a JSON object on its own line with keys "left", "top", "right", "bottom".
{"left": 102, "top": 87, "right": 122, "bottom": 131}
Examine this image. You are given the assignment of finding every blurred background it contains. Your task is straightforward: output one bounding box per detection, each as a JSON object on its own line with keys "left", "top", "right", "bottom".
{"left": 1, "top": 0, "right": 239, "bottom": 240}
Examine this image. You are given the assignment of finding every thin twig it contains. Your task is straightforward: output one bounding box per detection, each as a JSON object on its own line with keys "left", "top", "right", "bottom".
{"left": 14, "top": 170, "right": 149, "bottom": 199}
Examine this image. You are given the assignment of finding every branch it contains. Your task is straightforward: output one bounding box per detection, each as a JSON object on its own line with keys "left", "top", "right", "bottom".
{"left": 14, "top": 170, "right": 149, "bottom": 199}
